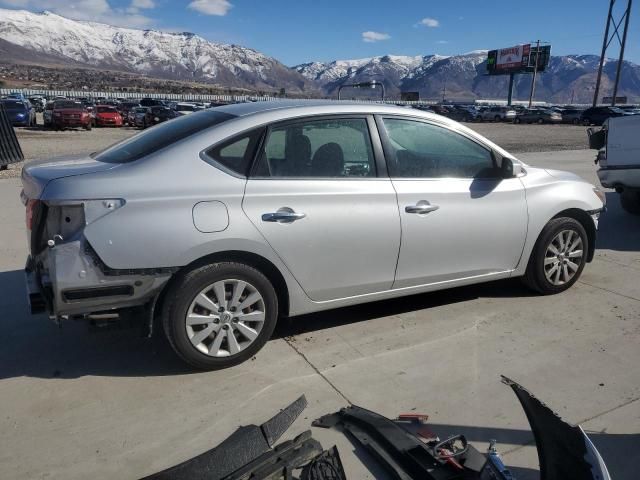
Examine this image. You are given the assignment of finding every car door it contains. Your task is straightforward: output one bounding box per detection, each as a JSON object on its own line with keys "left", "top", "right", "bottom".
{"left": 376, "top": 116, "right": 528, "bottom": 288}
{"left": 242, "top": 116, "right": 401, "bottom": 302}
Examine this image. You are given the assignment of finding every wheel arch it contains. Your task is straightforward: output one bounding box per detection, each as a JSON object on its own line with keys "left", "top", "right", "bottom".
{"left": 155, "top": 250, "right": 291, "bottom": 327}
{"left": 551, "top": 208, "right": 597, "bottom": 262}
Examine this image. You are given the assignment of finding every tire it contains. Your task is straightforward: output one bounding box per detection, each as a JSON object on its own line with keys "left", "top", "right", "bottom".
{"left": 494, "top": 115, "right": 501, "bottom": 122}
{"left": 537, "top": 118, "right": 544, "bottom": 124}
{"left": 620, "top": 190, "right": 640, "bottom": 215}
{"left": 522, "top": 217, "right": 588, "bottom": 294}
{"left": 514, "top": 117, "right": 521, "bottom": 124}
{"left": 582, "top": 118, "right": 591, "bottom": 126}
{"left": 162, "top": 262, "right": 279, "bottom": 370}
{"left": 572, "top": 118, "right": 579, "bottom": 125}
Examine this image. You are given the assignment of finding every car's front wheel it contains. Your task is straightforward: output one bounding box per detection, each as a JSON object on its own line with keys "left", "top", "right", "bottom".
{"left": 523, "top": 217, "right": 588, "bottom": 294}
{"left": 162, "top": 262, "right": 278, "bottom": 370}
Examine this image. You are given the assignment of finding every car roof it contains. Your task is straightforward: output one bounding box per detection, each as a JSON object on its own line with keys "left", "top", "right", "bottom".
{"left": 214, "top": 99, "right": 439, "bottom": 119}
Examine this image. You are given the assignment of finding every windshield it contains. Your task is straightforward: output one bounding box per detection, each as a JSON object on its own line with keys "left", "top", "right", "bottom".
{"left": 55, "top": 101, "right": 83, "bottom": 109}
{"left": 97, "top": 106, "right": 117, "bottom": 113}
{"left": 1, "top": 100, "right": 25, "bottom": 109}
{"left": 93, "top": 110, "right": 235, "bottom": 163}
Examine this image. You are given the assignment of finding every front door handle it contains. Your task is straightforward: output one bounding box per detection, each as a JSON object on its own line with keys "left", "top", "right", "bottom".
{"left": 405, "top": 201, "right": 439, "bottom": 214}
{"left": 262, "top": 208, "right": 306, "bottom": 223}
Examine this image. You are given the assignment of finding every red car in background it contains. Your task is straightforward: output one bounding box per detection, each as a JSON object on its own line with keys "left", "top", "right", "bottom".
{"left": 51, "top": 100, "right": 92, "bottom": 130}
{"left": 94, "top": 105, "right": 123, "bottom": 127}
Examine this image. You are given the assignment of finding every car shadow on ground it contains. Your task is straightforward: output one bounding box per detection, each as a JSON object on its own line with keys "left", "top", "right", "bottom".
{"left": 274, "top": 278, "right": 536, "bottom": 339}
{"left": 0, "top": 267, "right": 534, "bottom": 380}
{"left": 596, "top": 192, "right": 640, "bottom": 252}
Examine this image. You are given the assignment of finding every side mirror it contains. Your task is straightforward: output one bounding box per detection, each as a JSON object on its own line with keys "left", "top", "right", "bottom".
{"left": 500, "top": 157, "right": 523, "bottom": 178}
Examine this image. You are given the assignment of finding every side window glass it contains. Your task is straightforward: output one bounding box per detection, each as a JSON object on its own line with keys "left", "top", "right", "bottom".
{"left": 204, "top": 128, "right": 263, "bottom": 176}
{"left": 382, "top": 119, "right": 495, "bottom": 178}
{"left": 254, "top": 118, "right": 375, "bottom": 178}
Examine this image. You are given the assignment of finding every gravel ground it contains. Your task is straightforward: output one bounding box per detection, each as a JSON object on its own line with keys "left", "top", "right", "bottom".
{"left": 0, "top": 117, "right": 591, "bottom": 179}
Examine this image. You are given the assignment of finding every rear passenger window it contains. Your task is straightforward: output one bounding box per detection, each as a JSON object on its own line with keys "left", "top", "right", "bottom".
{"left": 205, "top": 128, "right": 263, "bottom": 176}
{"left": 253, "top": 118, "right": 375, "bottom": 178}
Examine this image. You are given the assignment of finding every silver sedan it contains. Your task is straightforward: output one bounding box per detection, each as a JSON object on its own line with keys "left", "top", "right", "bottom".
{"left": 22, "top": 100, "right": 605, "bottom": 369}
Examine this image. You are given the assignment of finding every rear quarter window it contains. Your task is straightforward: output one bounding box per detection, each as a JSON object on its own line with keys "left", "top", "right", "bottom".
{"left": 93, "top": 110, "right": 235, "bottom": 164}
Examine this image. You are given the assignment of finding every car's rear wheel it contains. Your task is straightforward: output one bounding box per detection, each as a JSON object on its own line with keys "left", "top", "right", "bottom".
{"left": 514, "top": 117, "right": 521, "bottom": 124}
{"left": 620, "top": 190, "right": 640, "bottom": 215}
{"left": 537, "top": 118, "right": 544, "bottom": 124}
{"left": 162, "top": 262, "right": 278, "bottom": 370}
{"left": 523, "top": 217, "right": 588, "bottom": 294}
{"left": 494, "top": 115, "right": 501, "bottom": 122}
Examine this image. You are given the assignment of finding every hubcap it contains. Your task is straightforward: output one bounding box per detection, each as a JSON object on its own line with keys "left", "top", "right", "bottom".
{"left": 544, "top": 229, "right": 584, "bottom": 286}
{"left": 185, "top": 279, "right": 266, "bottom": 357}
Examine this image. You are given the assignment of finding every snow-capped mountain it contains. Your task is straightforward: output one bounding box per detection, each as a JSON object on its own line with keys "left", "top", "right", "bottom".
{"left": 296, "top": 51, "right": 640, "bottom": 103}
{"left": 1, "top": 8, "right": 639, "bottom": 102}
{"left": 0, "top": 8, "right": 314, "bottom": 93}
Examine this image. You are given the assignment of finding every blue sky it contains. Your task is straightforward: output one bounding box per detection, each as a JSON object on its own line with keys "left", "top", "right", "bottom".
{"left": 2, "top": 0, "right": 639, "bottom": 65}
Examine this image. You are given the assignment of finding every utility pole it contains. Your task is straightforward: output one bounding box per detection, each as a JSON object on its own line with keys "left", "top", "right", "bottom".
{"left": 593, "top": 0, "right": 633, "bottom": 106}
{"left": 507, "top": 73, "right": 515, "bottom": 106}
{"left": 441, "top": 78, "right": 446, "bottom": 103}
{"left": 612, "top": 0, "right": 632, "bottom": 105}
{"left": 528, "top": 40, "right": 540, "bottom": 108}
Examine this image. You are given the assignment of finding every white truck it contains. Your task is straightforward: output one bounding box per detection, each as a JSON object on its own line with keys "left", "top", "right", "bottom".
{"left": 591, "top": 114, "right": 640, "bottom": 214}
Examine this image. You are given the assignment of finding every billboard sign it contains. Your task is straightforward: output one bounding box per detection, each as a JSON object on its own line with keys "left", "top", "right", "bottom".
{"left": 496, "top": 44, "right": 530, "bottom": 71}
{"left": 487, "top": 44, "right": 551, "bottom": 75}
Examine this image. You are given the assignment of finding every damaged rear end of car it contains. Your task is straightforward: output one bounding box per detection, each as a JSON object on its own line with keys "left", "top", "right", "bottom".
{"left": 22, "top": 156, "right": 173, "bottom": 324}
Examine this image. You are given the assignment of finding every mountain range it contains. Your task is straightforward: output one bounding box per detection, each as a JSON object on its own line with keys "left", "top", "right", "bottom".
{"left": 1, "top": 8, "right": 639, "bottom": 103}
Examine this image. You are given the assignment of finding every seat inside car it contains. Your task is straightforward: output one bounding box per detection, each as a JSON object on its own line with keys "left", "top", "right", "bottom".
{"left": 311, "top": 142, "right": 344, "bottom": 177}
{"left": 283, "top": 133, "right": 311, "bottom": 176}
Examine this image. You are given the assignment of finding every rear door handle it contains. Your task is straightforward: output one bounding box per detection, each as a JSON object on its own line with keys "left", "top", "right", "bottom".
{"left": 405, "top": 202, "right": 439, "bottom": 214}
{"left": 262, "top": 209, "right": 306, "bottom": 223}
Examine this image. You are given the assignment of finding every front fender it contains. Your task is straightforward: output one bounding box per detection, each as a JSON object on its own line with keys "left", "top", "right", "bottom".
{"left": 514, "top": 168, "right": 602, "bottom": 276}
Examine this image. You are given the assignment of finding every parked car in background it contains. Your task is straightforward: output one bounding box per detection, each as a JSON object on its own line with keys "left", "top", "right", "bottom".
{"left": 175, "top": 103, "right": 199, "bottom": 115}
{"left": 43, "top": 101, "right": 54, "bottom": 128}
{"left": 118, "top": 101, "right": 140, "bottom": 124}
{"left": 581, "top": 106, "right": 628, "bottom": 126}
{"left": 149, "top": 105, "right": 181, "bottom": 125}
{"left": 51, "top": 100, "right": 92, "bottom": 130}
{"left": 94, "top": 105, "right": 123, "bottom": 127}
{"left": 593, "top": 115, "right": 640, "bottom": 214}
{"left": 140, "top": 97, "right": 165, "bottom": 108}
{"left": 558, "top": 108, "right": 583, "bottom": 124}
{"left": 0, "top": 99, "right": 36, "bottom": 127}
{"left": 450, "top": 105, "right": 481, "bottom": 122}
{"left": 133, "top": 107, "right": 153, "bottom": 128}
{"left": 21, "top": 101, "right": 604, "bottom": 369}
{"left": 28, "top": 96, "right": 45, "bottom": 113}
{"left": 514, "top": 108, "right": 562, "bottom": 124}
{"left": 479, "top": 106, "right": 516, "bottom": 122}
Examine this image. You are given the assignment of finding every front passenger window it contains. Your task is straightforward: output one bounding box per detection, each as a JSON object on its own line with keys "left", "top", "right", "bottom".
{"left": 382, "top": 119, "right": 495, "bottom": 178}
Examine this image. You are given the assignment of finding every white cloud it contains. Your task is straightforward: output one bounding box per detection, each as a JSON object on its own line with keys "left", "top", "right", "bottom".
{"left": 362, "top": 31, "right": 390, "bottom": 43}
{"left": 188, "top": 0, "right": 232, "bottom": 16}
{"left": 0, "top": 0, "right": 155, "bottom": 27}
{"left": 131, "top": 0, "right": 154, "bottom": 8}
{"left": 419, "top": 17, "right": 439, "bottom": 28}
{"left": 436, "top": 40, "right": 448, "bottom": 44}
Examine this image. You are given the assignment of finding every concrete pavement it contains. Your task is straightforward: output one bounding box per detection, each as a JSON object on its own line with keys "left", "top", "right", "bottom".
{"left": 0, "top": 149, "right": 638, "bottom": 479}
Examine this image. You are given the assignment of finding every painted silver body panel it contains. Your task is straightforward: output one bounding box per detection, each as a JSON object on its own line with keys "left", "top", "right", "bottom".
{"left": 242, "top": 178, "right": 401, "bottom": 301}
{"left": 391, "top": 176, "right": 527, "bottom": 288}
{"left": 22, "top": 101, "right": 604, "bottom": 319}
